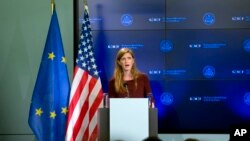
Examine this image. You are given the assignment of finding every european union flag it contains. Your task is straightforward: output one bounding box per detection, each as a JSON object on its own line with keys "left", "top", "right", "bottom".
{"left": 28, "top": 9, "right": 70, "bottom": 141}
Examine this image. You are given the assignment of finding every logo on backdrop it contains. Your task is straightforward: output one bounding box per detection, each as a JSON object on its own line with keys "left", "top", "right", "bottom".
{"left": 244, "top": 92, "right": 250, "bottom": 105}
{"left": 160, "top": 40, "right": 173, "bottom": 52}
{"left": 202, "top": 65, "right": 215, "bottom": 78}
{"left": 203, "top": 12, "right": 215, "bottom": 25}
{"left": 243, "top": 39, "right": 250, "bottom": 52}
{"left": 160, "top": 92, "right": 174, "bottom": 105}
{"left": 121, "top": 14, "right": 133, "bottom": 26}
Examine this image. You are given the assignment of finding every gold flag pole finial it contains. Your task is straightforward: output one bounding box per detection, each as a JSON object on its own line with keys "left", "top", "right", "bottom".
{"left": 51, "top": 0, "right": 55, "bottom": 13}
{"left": 83, "top": 0, "right": 88, "bottom": 11}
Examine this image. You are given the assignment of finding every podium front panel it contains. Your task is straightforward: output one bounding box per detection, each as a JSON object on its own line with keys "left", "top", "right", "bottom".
{"left": 110, "top": 98, "right": 149, "bottom": 141}
{"left": 97, "top": 103, "right": 158, "bottom": 141}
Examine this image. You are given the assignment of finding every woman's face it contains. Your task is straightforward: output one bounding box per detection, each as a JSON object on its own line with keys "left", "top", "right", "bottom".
{"left": 119, "top": 52, "right": 134, "bottom": 72}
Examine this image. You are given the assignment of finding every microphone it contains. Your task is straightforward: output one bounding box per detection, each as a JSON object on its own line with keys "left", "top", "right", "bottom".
{"left": 124, "top": 83, "right": 130, "bottom": 98}
{"left": 147, "top": 93, "right": 155, "bottom": 108}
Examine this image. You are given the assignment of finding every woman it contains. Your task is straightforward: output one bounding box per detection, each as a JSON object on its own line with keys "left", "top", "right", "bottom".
{"left": 108, "top": 48, "right": 152, "bottom": 98}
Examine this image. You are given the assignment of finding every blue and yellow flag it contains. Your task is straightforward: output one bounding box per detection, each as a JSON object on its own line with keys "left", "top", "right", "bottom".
{"left": 28, "top": 9, "right": 70, "bottom": 141}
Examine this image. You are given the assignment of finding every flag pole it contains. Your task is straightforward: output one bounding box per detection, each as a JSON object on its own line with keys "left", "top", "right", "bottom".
{"left": 51, "top": 0, "right": 55, "bottom": 13}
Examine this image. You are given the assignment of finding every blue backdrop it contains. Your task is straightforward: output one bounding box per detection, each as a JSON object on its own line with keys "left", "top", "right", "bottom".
{"left": 75, "top": 0, "right": 250, "bottom": 133}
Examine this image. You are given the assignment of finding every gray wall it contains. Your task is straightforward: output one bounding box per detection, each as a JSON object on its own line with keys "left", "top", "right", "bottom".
{"left": 0, "top": 0, "right": 229, "bottom": 141}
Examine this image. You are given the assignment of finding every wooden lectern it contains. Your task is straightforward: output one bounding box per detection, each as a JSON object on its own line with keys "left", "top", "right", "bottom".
{"left": 97, "top": 98, "right": 158, "bottom": 141}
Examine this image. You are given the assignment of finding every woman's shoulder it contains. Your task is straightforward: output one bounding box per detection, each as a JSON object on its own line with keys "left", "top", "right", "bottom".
{"left": 138, "top": 72, "right": 149, "bottom": 79}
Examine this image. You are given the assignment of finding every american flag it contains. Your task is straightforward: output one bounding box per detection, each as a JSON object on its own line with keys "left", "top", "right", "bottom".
{"left": 65, "top": 5, "right": 103, "bottom": 141}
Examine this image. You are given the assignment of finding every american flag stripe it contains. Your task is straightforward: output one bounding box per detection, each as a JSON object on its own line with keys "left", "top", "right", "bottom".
{"left": 66, "top": 72, "right": 103, "bottom": 141}
{"left": 66, "top": 69, "right": 87, "bottom": 127}
{"left": 74, "top": 99, "right": 89, "bottom": 140}
{"left": 89, "top": 89, "right": 103, "bottom": 120}
{"left": 89, "top": 126, "right": 98, "bottom": 141}
{"left": 74, "top": 77, "right": 102, "bottom": 141}
{"left": 69, "top": 72, "right": 91, "bottom": 139}
{"left": 83, "top": 78, "right": 103, "bottom": 139}
{"left": 66, "top": 5, "right": 103, "bottom": 141}
{"left": 66, "top": 70, "right": 89, "bottom": 141}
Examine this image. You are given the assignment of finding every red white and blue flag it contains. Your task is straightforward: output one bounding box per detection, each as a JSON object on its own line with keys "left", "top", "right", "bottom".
{"left": 65, "top": 5, "right": 103, "bottom": 141}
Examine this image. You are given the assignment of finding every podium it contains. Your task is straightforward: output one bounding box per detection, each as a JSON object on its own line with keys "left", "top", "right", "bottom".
{"left": 97, "top": 98, "right": 158, "bottom": 141}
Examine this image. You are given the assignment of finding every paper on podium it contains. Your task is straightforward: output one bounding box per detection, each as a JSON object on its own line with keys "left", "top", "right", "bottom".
{"left": 109, "top": 98, "right": 149, "bottom": 141}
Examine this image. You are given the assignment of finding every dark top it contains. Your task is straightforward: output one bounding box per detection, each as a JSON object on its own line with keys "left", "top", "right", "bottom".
{"left": 108, "top": 73, "right": 152, "bottom": 98}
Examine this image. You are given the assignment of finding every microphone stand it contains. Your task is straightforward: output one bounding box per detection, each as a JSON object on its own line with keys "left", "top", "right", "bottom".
{"left": 124, "top": 83, "right": 130, "bottom": 98}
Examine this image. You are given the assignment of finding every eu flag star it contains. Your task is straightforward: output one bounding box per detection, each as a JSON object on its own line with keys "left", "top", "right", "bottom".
{"left": 61, "top": 107, "right": 68, "bottom": 115}
{"left": 61, "top": 57, "right": 67, "bottom": 63}
{"left": 50, "top": 111, "right": 56, "bottom": 119}
{"left": 35, "top": 108, "right": 43, "bottom": 116}
{"left": 48, "top": 52, "right": 55, "bottom": 60}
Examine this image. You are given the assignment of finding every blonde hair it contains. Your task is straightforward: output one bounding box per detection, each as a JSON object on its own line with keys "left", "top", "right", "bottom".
{"left": 113, "top": 48, "right": 140, "bottom": 94}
